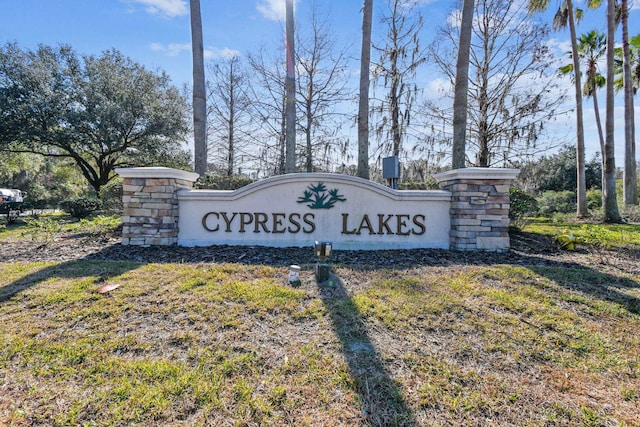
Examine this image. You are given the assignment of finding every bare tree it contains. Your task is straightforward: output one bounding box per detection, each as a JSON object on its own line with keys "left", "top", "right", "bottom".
{"left": 190, "top": 0, "right": 207, "bottom": 176}
{"left": 372, "top": 0, "right": 427, "bottom": 159}
{"left": 357, "top": 0, "right": 373, "bottom": 179}
{"left": 206, "top": 55, "right": 253, "bottom": 176}
{"left": 430, "top": 0, "right": 566, "bottom": 167}
{"left": 296, "top": 7, "right": 352, "bottom": 172}
{"left": 247, "top": 46, "right": 287, "bottom": 176}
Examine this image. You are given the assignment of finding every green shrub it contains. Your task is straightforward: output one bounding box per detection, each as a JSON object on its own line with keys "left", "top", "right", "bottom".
{"left": 621, "top": 204, "right": 640, "bottom": 222}
{"left": 195, "top": 174, "right": 254, "bottom": 190}
{"left": 24, "top": 216, "right": 62, "bottom": 246}
{"left": 537, "top": 190, "right": 576, "bottom": 216}
{"left": 509, "top": 188, "right": 538, "bottom": 230}
{"left": 587, "top": 189, "right": 602, "bottom": 210}
{"left": 78, "top": 215, "right": 121, "bottom": 239}
{"left": 98, "top": 180, "right": 123, "bottom": 214}
{"left": 398, "top": 179, "right": 440, "bottom": 190}
{"left": 509, "top": 188, "right": 538, "bottom": 219}
{"left": 60, "top": 197, "right": 103, "bottom": 219}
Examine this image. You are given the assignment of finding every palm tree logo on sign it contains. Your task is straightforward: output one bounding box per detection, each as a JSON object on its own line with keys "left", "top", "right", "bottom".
{"left": 297, "top": 183, "right": 346, "bottom": 209}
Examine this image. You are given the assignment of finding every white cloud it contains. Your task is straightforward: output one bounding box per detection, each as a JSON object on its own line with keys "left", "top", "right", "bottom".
{"left": 150, "top": 42, "right": 191, "bottom": 56}
{"left": 151, "top": 42, "right": 240, "bottom": 60}
{"left": 547, "top": 38, "right": 572, "bottom": 56}
{"left": 256, "top": 0, "right": 301, "bottom": 22}
{"left": 256, "top": 0, "right": 285, "bottom": 22}
{"left": 127, "top": 0, "right": 188, "bottom": 18}
{"left": 401, "top": 0, "right": 439, "bottom": 9}
{"left": 425, "top": 77, "right": 451, "bottom": 96}
{"left": 207, "top": 48, "right": 241, "bottom": 60}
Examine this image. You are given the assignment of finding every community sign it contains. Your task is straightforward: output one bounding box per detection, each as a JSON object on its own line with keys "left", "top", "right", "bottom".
{"left": 178, "top": 173, "right": 451, "bottom": 250}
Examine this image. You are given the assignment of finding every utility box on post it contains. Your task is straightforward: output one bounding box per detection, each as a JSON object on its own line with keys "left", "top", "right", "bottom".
{"left": 383, "top": 156, "right": 399, "bottom": 189}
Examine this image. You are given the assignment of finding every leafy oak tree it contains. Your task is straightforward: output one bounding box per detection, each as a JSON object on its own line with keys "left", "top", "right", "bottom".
{"left": 0, "top": 44, "right": 189, "bottom": 194}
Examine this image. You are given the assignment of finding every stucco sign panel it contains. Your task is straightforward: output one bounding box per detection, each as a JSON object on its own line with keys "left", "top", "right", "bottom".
{"left": 178, "top": 173, "right": 451, "bottom": 250}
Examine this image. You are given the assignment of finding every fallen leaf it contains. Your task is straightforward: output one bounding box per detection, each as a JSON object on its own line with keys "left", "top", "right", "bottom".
{"left": 97, "top": 283, "right": 120, "bottom": 294}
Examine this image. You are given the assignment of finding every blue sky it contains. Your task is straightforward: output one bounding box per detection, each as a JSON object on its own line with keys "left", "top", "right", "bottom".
{"left": 0, "top": 0, "right": 378, "bottom": 87}
{"left": 1, "top": 0, "right": 639, "bottom": 164}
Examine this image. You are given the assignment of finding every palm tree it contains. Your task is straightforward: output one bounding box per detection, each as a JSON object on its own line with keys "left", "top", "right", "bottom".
{"left": 190, "top": 0, "right": 207, "bottom": 176}
{"left": 527, "top": 0, "right": 587, "bottom": 217}
{"left": 357, "top": 0, "right": 373, "bottom": 179}
{"left": 562, "top": 31, "right": 606, "bottom": 160}
{"left": 603, "top": 0, "right": 622, "bottom": 222}
{"left": 620, "top": 0, "right": 637, "bottom": 205}
{"left": 614, "top": 35, "right": 640, "bottom": 103}
{"left": 452, "top": 0, "right": 475, "bottom": 169}
{"left": 562, "top": 31, "right": 606, "bottom": 198}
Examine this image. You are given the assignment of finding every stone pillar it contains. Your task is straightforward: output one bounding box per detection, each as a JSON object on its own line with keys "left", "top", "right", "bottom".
{"left": 434, "top": 168, "right": 519, "bottom": 252}
{"left": 115, "top": 167, "right": 200, "bottom": 246}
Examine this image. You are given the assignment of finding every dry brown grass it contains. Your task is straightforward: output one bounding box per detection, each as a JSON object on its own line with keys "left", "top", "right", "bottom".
{"left": 1, "top": 218, "right": 639, "bottom": 426}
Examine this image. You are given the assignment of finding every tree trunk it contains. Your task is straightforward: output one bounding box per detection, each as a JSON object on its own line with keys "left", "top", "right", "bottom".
{"left": 389, "top": 1, "right": 402, "bottom": 158}
{"left": 306, "top": 99, "right": 313, "bottom": 172}
{"left": 285, "top": 0, "right": 296, "bottom": 173}
{"left": 604, "top": 0, "right": 622, "bottom": 222}
{"left": 566, "top": 1, "right": 588, "bottom": 217}
{"left": 452, "top": 0, "right": 474, "bottom": 169}
{"left": 592, "top": 91, "right": 605, "bottom": 157}
{"left": 190, "top": 0, "right": 207, "bottom": 176}
{"left": 225, "top": 58, "right": 235, "bottom": 177}
{"left": 391, "top": 71, "right": 401, "bottom": 157}
{"left": 279, "top": 95, "right": 286, "bottom": 175}
{"left": 477, "top": 30, "right": 490, "bottom": 167}
{"left": 621, "top": 0, "right": 638, "bottom": 205}
{"left": 357, "top": 0, "right": 373, "bottom": 179}
{"left": 591, "top": 88, "right": 606, "bottom": 206}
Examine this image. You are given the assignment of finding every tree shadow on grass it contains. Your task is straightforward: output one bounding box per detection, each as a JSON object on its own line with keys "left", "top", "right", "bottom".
{"left": 510, "top": 229, "right": 640, "bottom": 314}
{"left": 0, "top": 259, "right": 140, "bottom": 305}
{"left": 4, "top": 237, "right": 638, "bottom": 315}
{"left": 1, "top": 238, "right": 638, "bottom": 427}
{"left": 316, "top": 271, "right": 417, "bottom": 427}
{"left": 526, "top": 260, "right": 640, "bottom": 315}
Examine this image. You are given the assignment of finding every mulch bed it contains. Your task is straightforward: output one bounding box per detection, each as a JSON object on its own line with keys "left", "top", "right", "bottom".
{"left": 1, "top": 228, "right": 638, "bottom": 276}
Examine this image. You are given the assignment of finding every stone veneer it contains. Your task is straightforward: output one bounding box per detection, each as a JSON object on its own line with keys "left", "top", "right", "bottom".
{"left": 115, "top": 167, "right": 199, "bottom": 246}
{"left": 434, "top": 168, "right": 519, "bottom": 252}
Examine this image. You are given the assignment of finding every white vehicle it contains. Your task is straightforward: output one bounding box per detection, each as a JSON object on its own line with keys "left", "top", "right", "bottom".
{"left": 0, "top": 188, "right": 25, "bottom": 223}
{"left": 0, "top": 188, "right": 24, "bottom": 203}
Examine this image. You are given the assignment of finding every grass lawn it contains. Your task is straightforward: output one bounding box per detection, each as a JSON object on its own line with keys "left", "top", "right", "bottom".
{"left": 1, "top": 217, "right": 639, "bottom": 426}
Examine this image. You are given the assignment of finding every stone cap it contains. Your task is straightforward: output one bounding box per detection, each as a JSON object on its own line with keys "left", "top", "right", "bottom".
{"left": 115, "top": 167, "right": 200, "bottom": 183}
{"left": 434, "top": 167, "right": 520, "bottom": 182}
